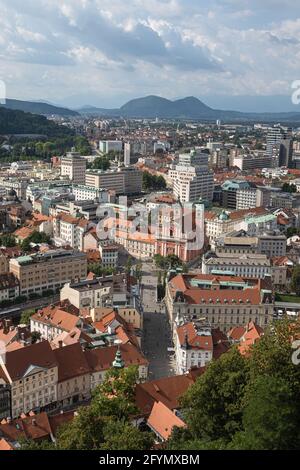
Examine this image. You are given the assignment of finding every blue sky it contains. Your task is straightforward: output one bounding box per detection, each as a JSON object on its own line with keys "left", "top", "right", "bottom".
{"left": 0, "top": 0, "right": 299, "bottom": 109}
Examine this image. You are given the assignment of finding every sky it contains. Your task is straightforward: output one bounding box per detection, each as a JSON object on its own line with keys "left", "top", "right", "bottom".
{"left": 0, "top": 0, "right": 300, "bottom": 110}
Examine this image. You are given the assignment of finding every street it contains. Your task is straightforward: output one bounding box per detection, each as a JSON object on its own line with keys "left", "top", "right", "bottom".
{"left": 141, "top": 262, "right": 176, "bottom": 380}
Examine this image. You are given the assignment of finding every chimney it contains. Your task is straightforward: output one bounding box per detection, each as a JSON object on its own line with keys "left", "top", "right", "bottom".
{"left": 58, "top": 340, "right": 63, "bottom": 349}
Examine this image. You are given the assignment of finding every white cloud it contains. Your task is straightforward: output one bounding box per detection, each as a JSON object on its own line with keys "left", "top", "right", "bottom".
{"left": 0, "top": 0, "right": 298, "bottom": 105}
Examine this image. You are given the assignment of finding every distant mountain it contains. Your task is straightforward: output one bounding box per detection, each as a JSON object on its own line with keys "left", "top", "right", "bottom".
{"left": 1, "top": 99, "right": 79, "bottom": 117}
{"left": 0, "top": 107, "right": 75, "bottom": 137}
{"left": 78, "top": 95, "right": 300, "bottom": 122}
{"left": 78, "top": 105, "right": 119, "bottom": 116}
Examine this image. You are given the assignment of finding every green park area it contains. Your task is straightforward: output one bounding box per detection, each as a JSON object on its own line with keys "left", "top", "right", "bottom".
{"left": 275, "top": 293, "right": 300, "bottom": 303}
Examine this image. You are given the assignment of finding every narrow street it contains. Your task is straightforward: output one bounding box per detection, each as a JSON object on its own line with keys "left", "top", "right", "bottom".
{"left": 141, "top": 262, "right": 176, "bottom": 380}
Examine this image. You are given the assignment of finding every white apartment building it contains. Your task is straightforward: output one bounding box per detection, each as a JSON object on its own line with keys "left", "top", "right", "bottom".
{"left": 174, "top": 321, "right": 213, "bottom": 375}
{"left": 99, "top": 140, "right": 123, "bottom": 154}
{"left": 236, "top": 188, "right": 264, "bottom": 210}
{"left": 124, "top": 143, "right": 131, "bottom": 167}
{"left": 30, "top": 309, "right": 82, "bottom": 342}
{"left": 99, "top": 243, "right": 119, "bottom": 268}
{"left": 205, "top": 211, "right": 243, "bottom": 242}
{"left": 60, "top": 274, "right": 126, "bottom": 309}
{"left": 0, "top": 342, "right": 58, "bottom": 418}
{"left": 53, "top": 214, "right": 91, "bottom": 251}
{"left": 202, "top": 253, "right": 271, "bottom": 279}
{"left": 61, "top": 151, "right": 87, "bottom": 185}
{"left": 72, "top": 185, "right": 109, "bottom": 202}
{"left": 206, "top": 141, "right": 223, "bottom": 152}
{"left": 205, "top": 210, "right": 278, "bottom": 243}
{"left": 233, "top": 153, "right": 272, "bottom": 171}
{"left": 0, "top": 178, "right": 29, "bottom": 200}
{"left": 170, "top": 150, "right": 214, "bottom": 203}
{"left": 85, "top": 168, "right": 142, "bottom": 195}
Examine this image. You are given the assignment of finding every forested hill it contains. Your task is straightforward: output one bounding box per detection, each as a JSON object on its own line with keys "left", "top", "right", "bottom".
{"left": 1, "top": 98, "right": 79, "bottom": 117}
{"left": 0, "top": 107, "right": 74, "bottom": 137}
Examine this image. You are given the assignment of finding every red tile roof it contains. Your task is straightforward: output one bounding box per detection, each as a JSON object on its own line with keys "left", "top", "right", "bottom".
{"left": 85, "top": 343, "right": 148, "bottom": 373}
{"left": 0, "top": 438, "right": 14, "bottom": 451}
{"left": 135, "top": 374, "right": 198, "bottom": 416}
{"left": 0, "top": 412, "right": 52, "bottom": 441}
{"left": 14, "top": 226, "right": 35, "bottom": 241}
{"left": 147, "top": 401, "right": 185, "bottom": 441}
{"left": 169, "top": 274, "right": 265, "bottom": 306}
{"left": 238, "top": 322, "right": 264, "bottom": 355}
{"left": 53, "top": 343, "right": 91, "bottom": 382}
{"left": 177, "top": 323, "right": 213, "bottom": 351}
{"left": 32, "top": 307, "right": 80, "bottom": 332}
{"left": 4, "top": 341, "right": 57, "bottom": 381}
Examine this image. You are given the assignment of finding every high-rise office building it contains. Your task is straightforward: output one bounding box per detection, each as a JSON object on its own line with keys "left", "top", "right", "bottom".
{"left": 124, "top": 143, "right": 131, "bottom": 167}
{"left": 85, "top": 167, "right": 142, "bottom": 195}
{"left": 279, "top": 139, "right": 294, "bottom": 168}
{"left": 266, "top": 127, "right": 293, "bottom": 168}
{"left": 99, "top": 140, "right": 123, "bottom": 154}
{"left": 170, "top": 150, "right": 214, "bottom": 203}
{"left": 61, "top": 151, "right": 86, "bottom": 184}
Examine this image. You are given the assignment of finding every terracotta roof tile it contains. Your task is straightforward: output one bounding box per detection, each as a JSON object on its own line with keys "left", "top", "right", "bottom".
{"left": 0, "top": 438, "right": 14, "bottom": 451}
{"left": 177, "top": 323, "right": 213, "bottom": 351}
{"left": 85, "top": 343, "right": 148, "bottom": 373}
{"left": 4, "top": 341, "right": 57, "bottom": 381}
{"left": 147, "top": 401, "right": 185, "bottom": 440}
{"left": 135, "top": 374, "right": 196, "bottom": 415}
{"left": 53, "top": 343, "right": 90, "bottom": 382}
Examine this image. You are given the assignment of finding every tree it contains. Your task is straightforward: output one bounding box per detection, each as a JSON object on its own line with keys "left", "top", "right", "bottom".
{"left": 291, "top": 266, "right": 300, "bottom": 296}
{"left": 168, "top": 320, "right": 300, "bottom": 451}
{"left": 20, "top": 309, "right": 35, "bottom": 326}
{"left": 286, "top": 227, "right": 300, "bottom": 238}
{"left": 282, "top": 182, "right": 297, "bottom": 193}
{"left": 91, "top": 367, "right": 138, "bottom": 420}
{"left": 0, "top": 234, "right": 16, "bottom": 247}
{"left": 100, "top": 420, "right": 153, "bottom": 451}
{"left": 91, "top": 156, "right": 111, "bottom": 171}
{"left": 21, "top": 366, "right": 154, "bottom": 451}
{"left": 88, "top": 263, "right": 117, "bottom": 277}
{"left": 177, "top": 348, "right": 249, "bottom": 444}
{"left": 21, "top": 231, "right": 51, "bottom": 251}
{"left": 230, "top": 375, "right": 300, "bottom": 450}
{"left": 142, "top": 172, "right": 167, "bottom": 191}
{"left": 125, "top": 256, "right": 133, "bottom": 275}
{"left": 75, "top": 136, "right": 92, "bottom": 155}
{"left": 19, "top": 438, "right": 56, "bottom": 450}
{"left": 153, "top": 254, "right": 167, "bottom": 269}
{"left": 31, "top": 331, "right": 41, "bottom": 344}
{"left": 56, "top": 405, "right": 106, "bottom": 450}
{"left": 133, "top": 262, "right": 143, "bottom": 283}
{"left": 154, "top": 254, "right": 183, "bottom": 270}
